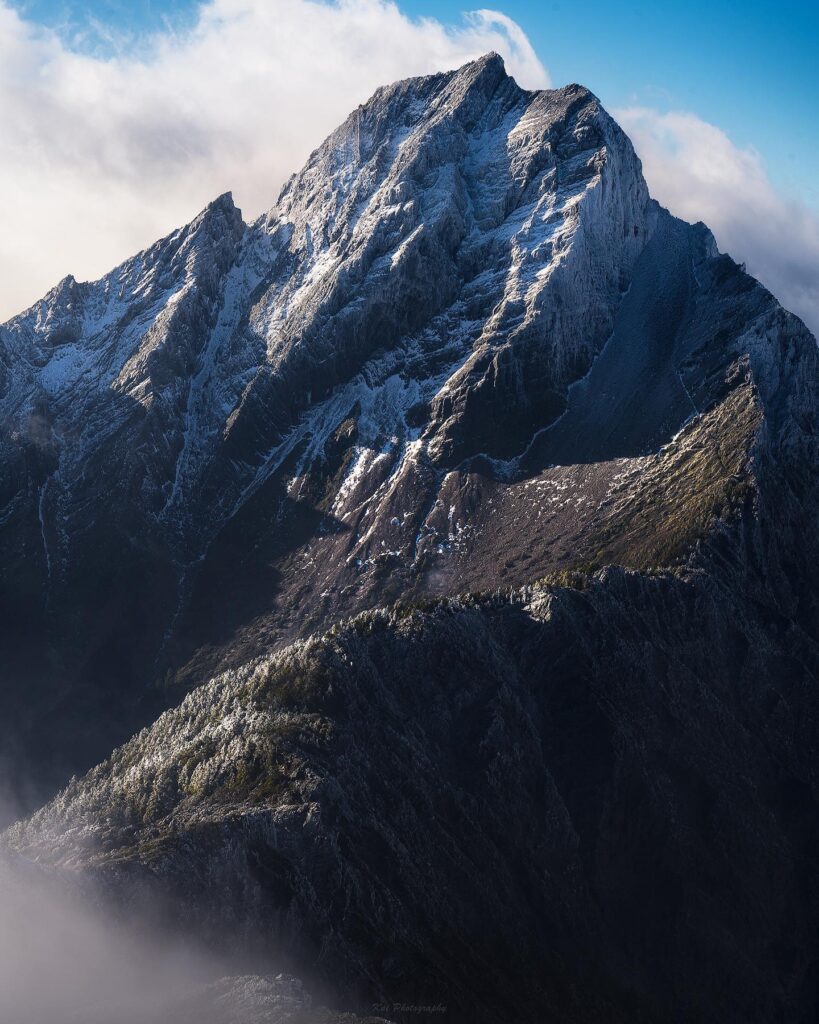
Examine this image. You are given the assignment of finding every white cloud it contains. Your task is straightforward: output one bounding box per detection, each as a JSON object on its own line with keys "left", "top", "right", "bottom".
{"left": 618, "top": 106, "right": 819, "bottom": 338}
{"left": 0, "top": 0, "right": 549, "bottom": 321}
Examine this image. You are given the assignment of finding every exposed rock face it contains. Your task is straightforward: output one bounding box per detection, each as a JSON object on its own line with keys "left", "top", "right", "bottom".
{"left": 2, "top": 51, "right": 819, "bottom": 1024}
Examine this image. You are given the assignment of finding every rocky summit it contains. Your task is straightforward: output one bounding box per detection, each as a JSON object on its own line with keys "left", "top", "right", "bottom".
{"left": 1, "top": 54, "right": 819, "bottom": 1023}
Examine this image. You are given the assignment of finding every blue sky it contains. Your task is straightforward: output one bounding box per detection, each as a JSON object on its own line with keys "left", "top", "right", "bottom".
{"left": 409, "top": 0, "right": 819, "bottom": 209}
{"left": 12, "top": 0, "right": 818, "bottom": 209}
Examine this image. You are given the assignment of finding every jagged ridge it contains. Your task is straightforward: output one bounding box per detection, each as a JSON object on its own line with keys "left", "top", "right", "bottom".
{"left": 0, "top": 51, "right": 817, "bottom": 854}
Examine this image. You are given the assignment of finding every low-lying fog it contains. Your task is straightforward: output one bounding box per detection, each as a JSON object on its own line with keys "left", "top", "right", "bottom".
{"left": 0, "top": 796, "right": 320, "bottom": 1024}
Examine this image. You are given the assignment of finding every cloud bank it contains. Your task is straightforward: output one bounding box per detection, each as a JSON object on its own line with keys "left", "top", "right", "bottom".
{"left": 618, "top": 107, "right": 819, "bottom": 337}
{"left": 0, "top": 782, "right": 338, "bottom": 1023}
{"left": 0, "top": 784, "right": 217, "bottom": 1024}
{"left": 0, "top": 0, "right": 548, "bottom": 321}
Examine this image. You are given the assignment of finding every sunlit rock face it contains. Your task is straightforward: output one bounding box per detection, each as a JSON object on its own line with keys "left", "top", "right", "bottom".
{"left": 2, "top": 51, "right": 819, "bottom": 1022}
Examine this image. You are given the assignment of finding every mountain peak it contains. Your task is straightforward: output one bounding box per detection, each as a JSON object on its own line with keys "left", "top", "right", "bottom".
{"left": 1, "top": 55, "right": 816, "bottom": 844}
{"left": 189, "top": 190, "right": 243, "bottom": 234}
{"left": 205, "top": 190, "right": 237, "bottom": 214}
{"left": 460, "top": 49, "right": 507, "bottom": 79}
{"left": 473, "top": 49, "right": 504, "bottom": 66}
{"left": 43, "top": 272, "right": 79, "bottom": 303}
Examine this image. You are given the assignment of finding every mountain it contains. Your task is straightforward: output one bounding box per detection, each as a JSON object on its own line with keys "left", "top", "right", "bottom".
{"left": 9, "top": 571, "right": 819, "bottom": 1022}
{"left": 2, "top": 53, "right": 819, "bottom": 1023}
{"left": 0, "top": 54, "right": 663, "bottom": 795}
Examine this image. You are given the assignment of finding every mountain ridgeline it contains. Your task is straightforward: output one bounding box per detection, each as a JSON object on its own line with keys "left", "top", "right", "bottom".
{"left": 2, "top": 55, "right": 819, "bottom": 1023}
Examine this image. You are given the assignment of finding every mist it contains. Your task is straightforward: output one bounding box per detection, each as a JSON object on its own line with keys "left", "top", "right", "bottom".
{"left": 0, "top": 849, "right": 210, "bottom": 1022}
{"left": 0, "top": 795, "right": 317, "bottom": 1024}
